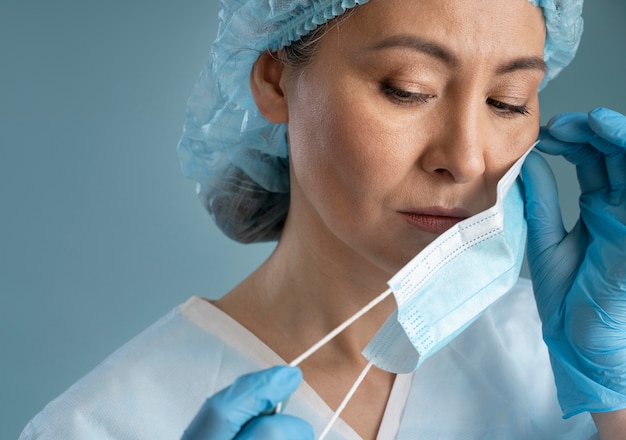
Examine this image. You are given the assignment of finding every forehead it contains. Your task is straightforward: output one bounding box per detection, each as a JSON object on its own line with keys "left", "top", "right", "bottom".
{"left": 323, "top": 0, "right": 546, "bottom": 63}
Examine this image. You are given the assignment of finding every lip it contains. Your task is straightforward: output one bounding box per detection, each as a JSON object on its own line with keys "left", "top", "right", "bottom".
{"left": 399, "top": 207, "right": 471, "bottom": 235}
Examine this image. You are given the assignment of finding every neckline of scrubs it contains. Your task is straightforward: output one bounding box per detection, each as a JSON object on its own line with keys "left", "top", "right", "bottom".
{"left": 180, "top": 296, "right": 414, "bottom": 439}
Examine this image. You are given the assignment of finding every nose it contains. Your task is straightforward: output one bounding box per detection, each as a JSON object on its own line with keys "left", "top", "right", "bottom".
{"left": 419, "top": 107, "right": 487, "bottom": 184}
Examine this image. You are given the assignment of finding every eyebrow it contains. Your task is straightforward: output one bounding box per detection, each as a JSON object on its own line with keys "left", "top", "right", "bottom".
{"left": 368, "top": 34, "right": 547, "bottom": 74}
{"left": 369, "top": 35, "right": 459, "bottom": 67}
{"left": 496, "top": 57, "right": 547, "bottom": 75}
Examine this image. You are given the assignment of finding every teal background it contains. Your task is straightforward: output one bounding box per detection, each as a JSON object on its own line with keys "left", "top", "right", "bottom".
{"left": 1, "top": 1, "right": 625, "bottom": 438}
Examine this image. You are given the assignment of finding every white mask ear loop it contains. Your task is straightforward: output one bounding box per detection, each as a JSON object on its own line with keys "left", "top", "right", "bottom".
{"left": 274, "top": 288, "right": 392, "bottom": 414}
{"left": 289, "top": 288, "right": 392, "bottom": 367}
{"left": 318, "top": 361, "right": 374, "bottom": 440}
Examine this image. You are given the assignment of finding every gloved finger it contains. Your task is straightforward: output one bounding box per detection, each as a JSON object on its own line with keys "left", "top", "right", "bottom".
{"left": 586, "top": 133, "right": 626, "bottom": 192}
{"left": 521, "top": 151, "right": 571, "bottom": 320}
{"left": 546, "top": 112, "right": 595, "bottom": 144}
{"left": 182, "top": 366, "right": 302, "bottom": 440}
{"left": 588, "top": 107, "right": 626, "bottom": 149}
{"left": 597, "top": 151, "right": 626, "bottom": 198}
{"left": 587, "top": 108, "right": 626, "bottom": 196}
{"left": 521, "top": 151, "right": 567, "bottom": 263}
{"left": 537, "top": 127, "right": 602, "bottom": 167}
{"left": 236, "top": 414, "right": 314, "bottom": 440}
{"left": 537, "top": 128, "right": 609, "bottom": 195}
{"left": 521, "top": 152, "right": 590, "bottom": 324}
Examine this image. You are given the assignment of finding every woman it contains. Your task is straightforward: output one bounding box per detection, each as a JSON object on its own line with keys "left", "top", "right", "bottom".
{"left": 20, "top": 0, "right": 626, "bottom": 438}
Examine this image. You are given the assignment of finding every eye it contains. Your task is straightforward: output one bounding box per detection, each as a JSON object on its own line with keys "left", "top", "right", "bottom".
{"left": 486, "top": 98, "right": 530, "bottom": 118}
{"left": 381, "top": 82, "right": 433, "bottom": 106}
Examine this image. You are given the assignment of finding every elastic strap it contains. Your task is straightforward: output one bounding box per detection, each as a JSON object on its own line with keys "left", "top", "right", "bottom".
{"left": 319, "top": 361, "right": 374, "bottom": 440}
{"left": 290, "top": 288, "right": 392, "bottom": 367}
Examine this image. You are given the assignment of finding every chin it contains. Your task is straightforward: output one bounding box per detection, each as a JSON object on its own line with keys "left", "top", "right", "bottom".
{"left": 378, "top": 245, "right": 430, "bottom": 278}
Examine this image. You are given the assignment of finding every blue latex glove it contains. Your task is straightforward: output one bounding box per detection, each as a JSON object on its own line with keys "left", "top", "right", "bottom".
{"left": 521, "top": 107, "right": 626, "bottom": 418}
{"left": 181, "top": 366, "right": 314, "bottom": 440}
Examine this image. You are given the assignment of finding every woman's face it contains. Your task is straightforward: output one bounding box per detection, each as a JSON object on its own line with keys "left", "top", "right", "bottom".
{"left": 281, "top": 0, "right": 546, "bottom": 275}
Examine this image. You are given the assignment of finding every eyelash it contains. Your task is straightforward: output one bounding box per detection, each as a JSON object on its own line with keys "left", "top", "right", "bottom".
{"left": 382, "top": 83, "right": 530, "bottom": 118}
{"left": 381, "top": 84, "right": 432, "bottom": 106}
{"left": 486, "top": 98, "right": 530, "bottom": 117}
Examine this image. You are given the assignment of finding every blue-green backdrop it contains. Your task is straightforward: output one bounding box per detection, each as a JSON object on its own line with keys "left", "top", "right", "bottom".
{"left": 1, "top": 1, "right": 625, "bottom": 438}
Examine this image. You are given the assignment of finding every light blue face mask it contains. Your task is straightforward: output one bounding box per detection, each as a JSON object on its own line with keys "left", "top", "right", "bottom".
{"left": 285, "top": 144, "right": 535, "bottom": 437}
{"left": 290, "top": 144, "right": 534, "bottom": 376}
{"left": 362, "top": 144, "right": 534, "bottom": 373}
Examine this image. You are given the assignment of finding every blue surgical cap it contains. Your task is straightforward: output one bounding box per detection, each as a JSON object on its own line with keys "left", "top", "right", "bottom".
{"left": 177, "top": 0, "right": 584, "bottom": 243}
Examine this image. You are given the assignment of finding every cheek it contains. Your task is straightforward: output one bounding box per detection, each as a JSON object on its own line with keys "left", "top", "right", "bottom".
{"left": 286, "top": 89, "right": 332, "bottom": 184}
{"left": 322, "top": 113, "right": 417, "bottom": 214}
{"left": 289, "top": 90, "right": 400, "bottom": 205}
{"left": 512, "top": 116, "right": 540, "bottom": 158}
{"left": 491, "top": 109, "right": 541, "bottom": 171}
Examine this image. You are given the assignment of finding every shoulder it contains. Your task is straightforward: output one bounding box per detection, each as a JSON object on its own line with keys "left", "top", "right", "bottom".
{"left": 19, "top": 298, "right": 268, "bottom": 440}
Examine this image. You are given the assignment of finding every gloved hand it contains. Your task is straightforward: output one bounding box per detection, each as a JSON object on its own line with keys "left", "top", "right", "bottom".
{"left": 182, "top": 366, "right": 314, "bottom": 440}
{"left": 521, "top": 107, "right": 626, "bottom": 417}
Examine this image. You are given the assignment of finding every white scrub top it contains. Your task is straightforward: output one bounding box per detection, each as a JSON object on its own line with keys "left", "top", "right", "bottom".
{"left": 20, "top": 278, "right": 599, "bottom": 439}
